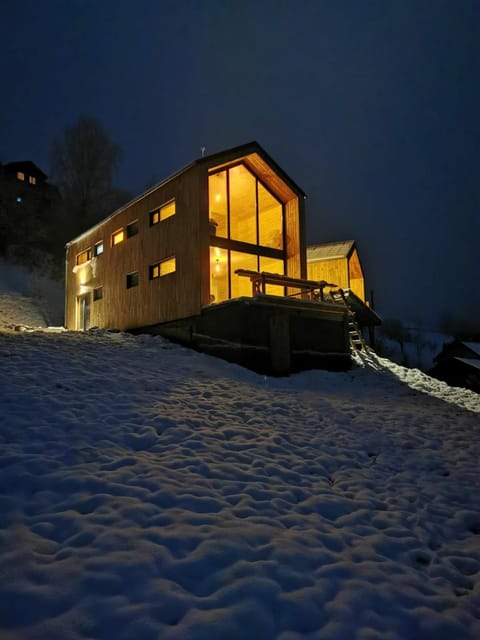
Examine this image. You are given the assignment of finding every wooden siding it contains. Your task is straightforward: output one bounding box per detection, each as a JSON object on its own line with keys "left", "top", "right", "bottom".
{"left": 307, "top": 257, "right": 349, "bottom": 291}
{"left": 348, "top": 248, "right": 365, "bottom": 301}
{"left": 66, "top": 165, "right": 204, "bottom": 330}
{"left": 285, "top": 197, "right": 304, "bottom": 280}
{"left": 66, "top": 144, "right": 306, "bottom": 331}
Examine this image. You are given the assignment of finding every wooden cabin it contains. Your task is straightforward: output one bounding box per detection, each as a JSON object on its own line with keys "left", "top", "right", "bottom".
{"left": 65, "top": 142, "right": 353, "bottom": 374}
{"left": 307, "top": 240, "right": 380, "bottom": 330}
{"left": 307, "top": 240, "right": 365, "bottom": 300}
{"left": 429, "top": 340, "right": 480, "bottom": 392}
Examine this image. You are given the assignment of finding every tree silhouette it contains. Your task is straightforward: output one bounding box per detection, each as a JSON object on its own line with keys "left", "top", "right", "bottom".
{"left": 50, "top": 116, "right": 130, "bottom": 240}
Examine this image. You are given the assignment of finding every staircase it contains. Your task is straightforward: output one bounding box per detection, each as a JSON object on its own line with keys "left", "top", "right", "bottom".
{"left": 328, "top": 289, "right": 369, "bottom": 354}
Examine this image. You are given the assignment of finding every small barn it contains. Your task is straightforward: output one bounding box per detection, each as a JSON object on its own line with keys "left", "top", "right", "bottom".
{"left": 65, "top": 142, "right": 375, "bottom": 374}
{"left": 307, "top": 240, "right": 380, "bottom": 329}
{"left": 429, "top": 340, "right": 480, "bottom": 392}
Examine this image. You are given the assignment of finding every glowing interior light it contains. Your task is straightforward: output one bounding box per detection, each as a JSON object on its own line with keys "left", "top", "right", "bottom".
{"left": 215, "top": 193, "right": 221, "bottom": 202}
{"left": 215, "top": 259, "right": 220, "bottom": 273}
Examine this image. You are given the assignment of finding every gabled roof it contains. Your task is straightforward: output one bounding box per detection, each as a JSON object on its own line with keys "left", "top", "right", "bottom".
{"left": 307, "top": 240, "right": 356, "bottom": 262}
{"left": 68, "top": 141, "right": 305, "bottom": 245}
{"left": 463, "top": 343, "right": 480, "bottom": 357}
{"left": 198, "top": 141, "right": 306, "bottom": 198}
{"left": 454, "top": 357, "right": 480, "bottom": 371}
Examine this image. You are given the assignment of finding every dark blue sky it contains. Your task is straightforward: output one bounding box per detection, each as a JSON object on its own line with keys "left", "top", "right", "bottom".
{"left": 1, "top": 0, "right": 478, "bottom": 327}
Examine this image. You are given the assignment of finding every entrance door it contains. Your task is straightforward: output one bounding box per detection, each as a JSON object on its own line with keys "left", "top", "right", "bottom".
{"left": 77, "top": 293, "right": 91, "bottom": 331}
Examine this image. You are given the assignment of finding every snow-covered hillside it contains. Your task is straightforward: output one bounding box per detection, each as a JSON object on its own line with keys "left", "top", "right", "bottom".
{"left": 0, "top": 327, "right": 479, "bottom": 640}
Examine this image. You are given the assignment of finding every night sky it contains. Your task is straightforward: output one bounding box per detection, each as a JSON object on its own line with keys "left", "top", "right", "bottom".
{"left": 1, "top": 0, "right": 478, "bottom": 327}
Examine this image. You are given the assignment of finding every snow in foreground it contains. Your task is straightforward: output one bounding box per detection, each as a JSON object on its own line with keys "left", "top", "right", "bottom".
{"left": 0, "top": 330, "right": 479, "bottom": 640}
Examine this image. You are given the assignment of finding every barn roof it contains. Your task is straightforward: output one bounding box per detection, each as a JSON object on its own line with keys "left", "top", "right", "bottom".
{"left": 454, "top": 357, "right": 480, "bottom": 371}
{"left": 307, "top": 240, "right": 356, "bottom": 262}
{"left": 463, "top": 343, "right": 480, "bottom": 358}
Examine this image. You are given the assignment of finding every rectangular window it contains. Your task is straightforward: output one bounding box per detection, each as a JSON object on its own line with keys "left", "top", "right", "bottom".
{"left": 111, "top": 228, "right": 125, "bottom": 246}
{"left": 93, "top": 286, "right": 103, "bottom": 301}
{"left": 126, "top": 272, "right": 139, "bottom": 288}
{"left": 149, "top": 199, "right": 176, "bottom": 225}
{"left": 93, "top": 241, "right": 104, "bottom": 256}
{"left": 28, "top": 176, "right": 36, "bottom": 185}
{"left": 149, "top": 256, "right": 176, "bottom": 279}
{"left": 17, "top": 171, "right": 25, "bottom": 181}
{"left": 76, "top": 248, "right": 92, "bottom": 265}
{"left": 126, "top": 220, "right": 139, "bottom": 238}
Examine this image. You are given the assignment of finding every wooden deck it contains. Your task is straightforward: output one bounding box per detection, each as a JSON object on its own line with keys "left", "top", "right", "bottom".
{"left": 132, "top": 294, "right": 351, "bottom": 376}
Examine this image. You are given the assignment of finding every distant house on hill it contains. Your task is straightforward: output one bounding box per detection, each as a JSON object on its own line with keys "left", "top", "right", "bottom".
{"left": 429, "top": 340, "right": 480, "bottom": 392}
{"left": 2, "top": 160, "right": 48, "bottom": 187}
{"left": 65, "top": 142, "right": 380, "bottom": 374}
{"left": 0, "top": 160, "right": 60, "bottom": 260}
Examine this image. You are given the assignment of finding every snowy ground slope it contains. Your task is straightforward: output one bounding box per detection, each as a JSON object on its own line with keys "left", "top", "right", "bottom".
{"left": 0, "top": 331, "right": 479, "bottom": 640}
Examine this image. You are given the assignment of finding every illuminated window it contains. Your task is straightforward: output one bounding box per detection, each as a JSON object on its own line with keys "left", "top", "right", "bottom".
{"left": 93, "top": 241, "right": 104, "bottom": 256}
{"left": 126, "top": 272, "right": 139, "bottom": 288}
{"left": 209, "top": 247, "right": 286, "bottom": 303}
{"left": 150, "top": 199, "right": 176, "bottom": 225}
{"left": 111, "top": 228, "right": 125, "bottom": 246}
{"left": 208, "top": 164, "right": 283, "bottom": 249}
{"left": 209, "top": 247, "right": 228, "bottom": 303}
{"left": 93, "top": 287, "right": 103, "bottom": 301}
{"left": 17, "top": 171, "right": 25, "bottom": 181}
{"left": 28, "top": 176, "right": 36, "bottom": 185}
{"left": 126, "top": 220, "right": 139, "bottom": 238}
{"left": 229, "top": 165, "right": 256, "bottom": 244}
{"left": 260, "top": 256, "right": 285, "bottom": 295}
{"left": 76, "top": 248, "right": 92, "bottom": 265}
{"left": 230, "top": 251, "right": 257, "bottom": 299}
{"left": 149, "top": 256, "right": 176, "bottom": 279}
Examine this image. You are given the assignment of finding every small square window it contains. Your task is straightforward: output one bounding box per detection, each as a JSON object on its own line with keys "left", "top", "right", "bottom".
{"left": 126, "top": 220, "right": 139, "bottom": 238}
{"left": 93, "top": 287, "right": 103, "bottom": 301}
{"left": 93, "top": 241, "right": 104, "bottom": 256}
{"left": 28, "top": 176, "right": 36, "bottom": 185}
{"left": 149, "top": 199, "right": 175, "bottom": 226}
{"left": 112, "top": 228, "right": 125, "bottom": 246}
{"left": 76, "top": 248, "right": 92, "bottom": 265}
{"left": 126, "top": 272, "right": 139, "bottom": 288}
{"left": 17, "top": 171, "right": 25, "bottom": 181}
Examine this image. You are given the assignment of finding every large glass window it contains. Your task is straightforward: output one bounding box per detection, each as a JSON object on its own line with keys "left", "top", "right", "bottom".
{"left": 230, "top": 251, "right": 257, "bottom": 299}
{"left": 210, "top": 247, "right": 228, "bottom": 303}
{"left": 229, "top": 165, "right": 256, "bottom": 244}
{"left": 208, "top": 172, "right": 228, "bottom": 237}
{"left": 259, "top": 256, "right": 285, "bottom": 296}
{"left": 258, "top": 183, "right": 283, "bottom": 249}
{"left": 209, "top": 248, "right": 286, "bottom": 303}
{"left": 208, "top": 163, "right": 283, "bottom": 249}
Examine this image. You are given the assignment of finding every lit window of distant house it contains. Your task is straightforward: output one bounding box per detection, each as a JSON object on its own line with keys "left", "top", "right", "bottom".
{"left": 93, "top": 286, "right": 103, "bottom": 301}
{"left": 149, "top": 256, "right": 176, "bottom": 279}
{"left": 149, "top": 199, "right": 176, "bottom": 226}
{"left": 28, "top": 176, "right": 36, "bottom": 185}
{"left": 17, "top": 171, "right": 25, "bottom": 181}
{"left": 111, "top": 228, "right": 125, "bottom": 246}
{"left": 126, "top": 220, "right": 139, "bottom": 238}
{"left": 93, "top": 241, "right": 104, "bottom": 256}
{"left": 126, "top": 272, "right": 139, "bottom": 288}
{"left": 76, "top": 248, "right": 92, "bottom": 265}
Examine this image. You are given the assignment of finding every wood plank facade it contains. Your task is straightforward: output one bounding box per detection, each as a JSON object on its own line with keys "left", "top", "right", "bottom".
{"left": 306, "top": 240, "right": 366, "bottom": 301}
{"left": 65, "top": 142, "right": 306, "bottom": 332}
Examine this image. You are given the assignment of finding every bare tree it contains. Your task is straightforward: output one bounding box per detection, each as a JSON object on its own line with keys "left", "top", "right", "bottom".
{"left": 50, "top": 116, "right": 129, "bottom": 238}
